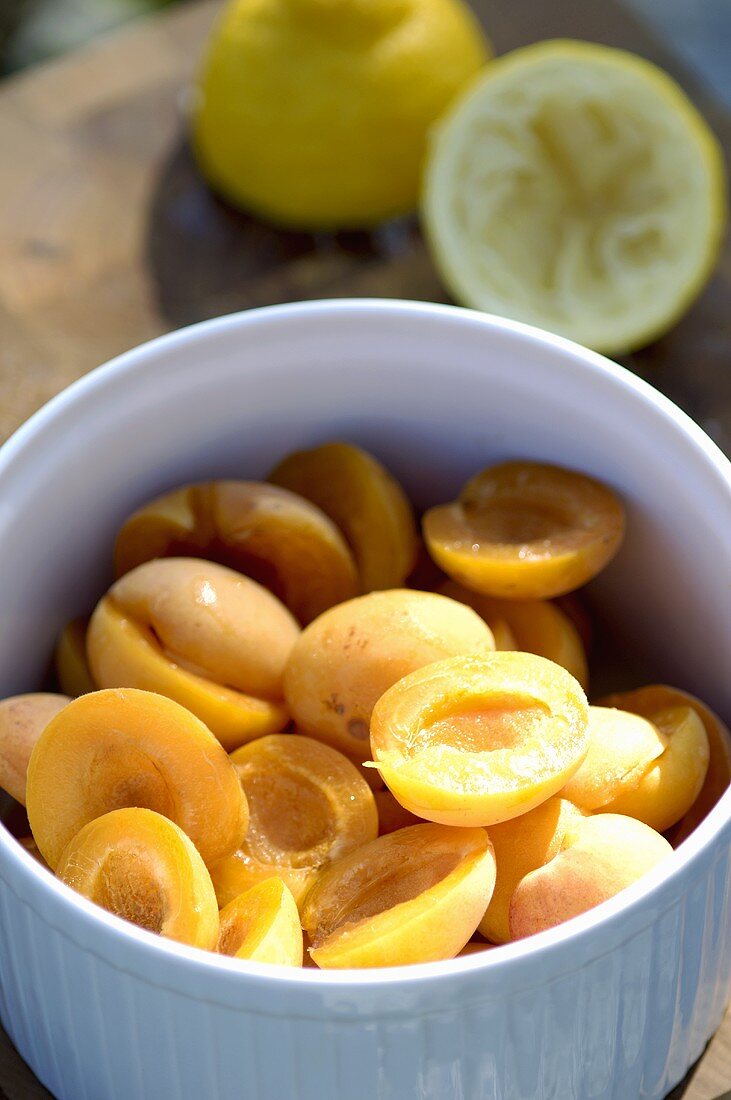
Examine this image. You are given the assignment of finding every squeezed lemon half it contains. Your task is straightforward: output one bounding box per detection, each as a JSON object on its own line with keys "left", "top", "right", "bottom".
{"left": 422, "top": 40, "right": 727, "bottom": 355}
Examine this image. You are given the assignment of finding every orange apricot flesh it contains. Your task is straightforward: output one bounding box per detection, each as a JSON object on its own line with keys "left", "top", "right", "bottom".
{"left": 561, "top": 706, "right": 667, "bottom": 812}
{"left": 270, "top": 441, "right": 418, "bottom": 591}
{"left": 370, "top": 652, "right": 589, "bottom": 827}
{"left": 509, "top": 814, "right": 673, "bottom": 939}
{"left": 0, "top": 693, "right": 71, "bottom": 805}
{"left": 55, "top": 619, "right": 96, "bottom": 696}
{"left": 423, "top": 461, "right": 625, "bottom": 599}
{"left": 217, "top": 879, "right": 303, "bottom": 966}
{"left": 209, "top": 849, "right": 317, "bottom": 911}
{"left": 56, "top": 807, "right": 219, "bottom": 949}
{"left": 87, "top": 559, "right": 295, "bottom": 750}
{"left": 283, "top": 589, "right": 495, "bottom": 759}
{"left": 599, "top": 707, "right": 709, "bottom": 833}
{"left": 478, "top": 797, "right": 585, "bottom": 944}
{"left": 26, "top": 688, "right": 248, "bottom": 869}
{"left": 227, "top": 734, "right": 377, "bottom": 897}
{"left": 301, "top": 823, "right": 496, "bottom": 968}
{"left": 440, "top": 581, "right": 588, "bottom": 688}
{"left": 599, "top": 685, "right": 731, "bottom": 842}
{"left": 114, "top": 480, "right": 359, "bottom": 624}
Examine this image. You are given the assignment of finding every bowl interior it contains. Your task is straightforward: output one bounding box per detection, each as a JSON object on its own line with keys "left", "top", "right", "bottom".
{"left": 0, "top": 300, "right": 729, "bottom": 721}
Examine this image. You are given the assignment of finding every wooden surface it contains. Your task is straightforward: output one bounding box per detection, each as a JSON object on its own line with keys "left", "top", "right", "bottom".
{"left": 0, "top": 0, "right": 729, "bottom": 1096}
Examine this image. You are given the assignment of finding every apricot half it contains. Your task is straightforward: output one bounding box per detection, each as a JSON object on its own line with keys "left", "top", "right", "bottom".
{"left": 440, "top": 581, "right": 588, "bottom": 688}
{"left": 478, "top": 796, "right": 585, "bottom": 944}
{"left": 600, "top": 685, "right": 731, "bottom": 841}
{"left": 217, "top": 879, "right": 303, "bottom": 966}
{"left": 114, "top": 480, "right": 359, "bottom": 624}
{"left": 56, "top": 807, "right": 219, "bottom": 949}
{"left": 87, "top": 558, "right": 296, "bottom": 750}
{"left": 423, "top": 461, "right": 625, "bottom": 599}
{"left": 561, "top": 706, "right": 667, "bottom": 812}
{"left": 370, "top": 652, "right": 589, "bottom": 827}
{"left": 55, "top": 619, "right": 96, "bottom": 696}
{"left": 26, "top": 688, "right": 248, "bottom": 869}
{"left": 0, "top": 693, "right": 71, "bottom": 805}
{"left": 216, "top": 734, "right": 378, "bottom": 906}
{"left": 269, "top": 442, "right": 418, "bottom": 591}
{"left": 509, "top": 814, "right": 673, "bottom": 939}
{"left": 301, "top": 823, "right": 496, "bottom": 968}
{"left": 284, "top": 589, "right": 495, "bottom": 759}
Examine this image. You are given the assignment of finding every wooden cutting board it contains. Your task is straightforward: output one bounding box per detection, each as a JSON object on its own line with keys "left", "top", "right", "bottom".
{"left": 0, "top": 1, "right": 729, "bottom": 1096}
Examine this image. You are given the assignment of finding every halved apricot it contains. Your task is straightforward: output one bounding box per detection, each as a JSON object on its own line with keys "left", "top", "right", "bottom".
{"left": 283, "top": 589, "right": 495, "bottom": 759}
{"left": 423, "top": 461, "right": 625, "bottom": 599}
{"left": 599, "top": 707, "right": 709, "bottom": 833}
{"left": 509, "top": 814, "right": 673, "bottom": 939}
{"left": 301, "top": 823, "right": 496, "bottom": 968}
{"left": 56, "top": 807, "right": 219, "bottom": 949}
{"left": 224, "top": 734, "right": 378, "bottom": 901}
{"left": 370, "top": 652, "right": 589, "bottom": 827}
{"left": 0, "top": 693, "right": 71, "bottom": 805}
{"left": 599, "top": 685, "right": 730, "bottom": 840}
{"left": 217, "top": 879, "right": 303, "bottom": 966}
{"left": 114, "top": 480, "right": 359, "bottom": 624}
{"left": 26, "top": 688, "right": 248, "bottom": 869}
{"left": 270, "top": 442, "right": 418, "bottom": 591}
{"left": 478, "top": 796, "right": 584, "bottom": 944}
{"left": 561, "top": 706, "right": 667, "bottom": 812}
{"left": 440, "top": 581, "right": 588, "bottom": 688}
{"left": 55, "top": 619, "right": 96, "bottom": 696}
{"left": 87, "top": 559, "right": 296, "bottom": 750}
{"left": 209, "top": 850, "right": 316, "bottom": 911}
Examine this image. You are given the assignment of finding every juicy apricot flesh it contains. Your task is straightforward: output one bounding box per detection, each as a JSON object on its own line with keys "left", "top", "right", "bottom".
{"left": 301, "top": 823, "right": 496, "bottom": 967}
{"left": 26, "top": 688, "right": 248, "bottom": 869}
{"left": 114, "top": 480, "right": 359, "bottom": 624}
{"left": 370, "top": 651, "right": 589, "bottom": 827}
{"left": 509, "top": 814, "right": 673, "bottom": 939}
{"left": 478, "top": 797, "right": 584, "bottom": 944}
{"left": 600, "top": 685, "right": 731, "bottom": 842}
{"left": 0, "top": 693, "right": 71, "bottom": 806}
{"left": 55, "top": 619, "right": 96, "bottom": 696}
{"left": 423, "top": 461, "right": 625, "bottom": 599}
{"left": 283, "top": 588, "right": 495, "bottom": 759}
{"left": 440, "top": 582, "right": 588, "bottom": 689}
{"left": 225, "top": 734, "right": 378, "bottom": 906}
{"left": 217, "top": 878, "right": 303, "bottom": 966}
{"left": 57, "top": 807, "right": 219, "bottom": 949}
{"left": 87, "top": 558, "right": 296, "bottom": 750}
{"left": 270, "top": 442, "right": 418, "bottom": 591}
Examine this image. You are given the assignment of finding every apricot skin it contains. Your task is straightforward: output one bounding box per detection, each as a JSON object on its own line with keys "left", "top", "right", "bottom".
{"left": 302, "top": 823, "right": 496, "bottom": 968}
{"left": 423, "top": 461, "right": 625, "bottom": 599}
{"left": 217, "top": 878, "right": 303, "bottom": 966}
{"left": 370, "top": 651, "right": 589, "bottom": 827}
{"left": 509, "top": 814, "right": 672, "bottom": 939}
{"left": 284, "top": 589, "right": 495, "bottom": 759}
{"left": 599, "top": 685, "right": 731, "bottom": 842}
{"left": 56, "top": 807, "right": 219, "bottom": 949}
{"left": 26, "top": 688, "right": 248, "bottom": 870}
{"left": 0, "top": 693, "right": 71, "bottom": 805}
{"left": 270, "top": 441, "right": 418, "bottom": 591}
{"left": 114, "top": 480, "right": 359, "bottom": 624}
{"left": 87, "top": 559, "right": 295, "bottom": 750}
{"left": 55, "top": 619, "right": 96, "bottom": 696}
{"left": 440, "top": 582, "right": 588, "bottom": 688}
{"left": 478, "top": 797, "right": 584, "bottom": 944}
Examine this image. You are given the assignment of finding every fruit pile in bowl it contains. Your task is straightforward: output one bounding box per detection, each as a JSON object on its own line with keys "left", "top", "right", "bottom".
{"left": 3, "top": 438, "right": 728, "bottom": 969}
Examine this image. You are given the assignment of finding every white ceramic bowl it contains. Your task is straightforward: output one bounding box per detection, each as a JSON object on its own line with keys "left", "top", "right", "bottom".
{"left": 0, "top": 300, "right": 729, "bottom": 1100}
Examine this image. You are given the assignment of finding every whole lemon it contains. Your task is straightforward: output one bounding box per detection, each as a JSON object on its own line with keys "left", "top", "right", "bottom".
{"left": 192, "top": 0, "right": 490, "bottom": 229}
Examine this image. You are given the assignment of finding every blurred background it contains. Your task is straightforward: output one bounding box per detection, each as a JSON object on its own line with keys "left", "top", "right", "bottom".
{"left": 1, "top": 0, "right": 730, "bottom": 107}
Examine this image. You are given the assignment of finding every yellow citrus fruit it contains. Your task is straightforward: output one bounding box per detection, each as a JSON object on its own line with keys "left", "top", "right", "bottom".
{"left": 423, "top": 40, "right": 727, "bottom": 356}
{"left": 192, "top": 0, "right": 490, "bottom": 229}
